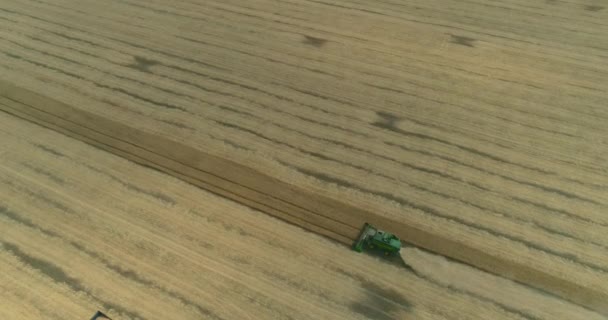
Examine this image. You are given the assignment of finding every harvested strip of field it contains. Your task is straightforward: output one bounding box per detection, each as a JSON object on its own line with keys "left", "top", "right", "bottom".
{"left": 0, "top": 0, "right": 607, "bottom": 312}
{"left": 1, "top": 110, "right": 605, "bottom": 320}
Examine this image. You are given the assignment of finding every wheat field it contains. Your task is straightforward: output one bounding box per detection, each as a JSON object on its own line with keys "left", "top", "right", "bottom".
{"left": 0, "top": 0, "right": 607, "bottom": 314}
{"left": 2, "top": 107, "right": 606, "bottom": 320}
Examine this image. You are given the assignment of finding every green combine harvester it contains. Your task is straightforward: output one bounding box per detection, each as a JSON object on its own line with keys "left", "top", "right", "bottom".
{"left": 353, "top": 223, "right": 401, "bottom": 256}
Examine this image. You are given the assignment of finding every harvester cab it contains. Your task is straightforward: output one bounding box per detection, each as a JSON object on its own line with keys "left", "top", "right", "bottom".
{"left": 353, "top": 223, "right": 401, "bottom": 256}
